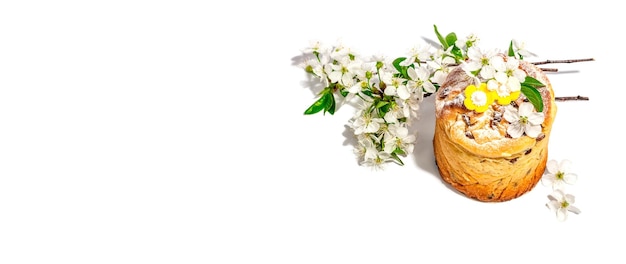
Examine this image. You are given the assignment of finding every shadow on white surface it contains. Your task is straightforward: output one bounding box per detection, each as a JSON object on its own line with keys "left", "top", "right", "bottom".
{"left": 291, "top": 54, "right": 326, "bottom": 97}
{"left": 411, "top": 95, "right": 437, "bottom": 177}
{"left": 411, "top": 95, "right": 470, "bottom": 199}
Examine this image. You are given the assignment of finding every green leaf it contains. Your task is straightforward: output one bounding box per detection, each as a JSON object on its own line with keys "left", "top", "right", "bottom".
{"left": 378, "top": 101, "right": 391, "bottom": 115}
{"left": 508, "top": 40, "right": 515, "bottom": 57}
{"left": 392, "top": 57, "right": 410, "bottom": 78}
{"left": 445, "top": 32, "right": 457, "bottom": 48}
{"left": 521, "top": 85, "right": 544, "bottom": 112}
{"left": 303, "top": 92, "right": 329, "bottom": 115}
{"left": 522, "top": 76, "right": 544, "bottom": 88}
{"left": 376, "top": 101, "right": 389, "bottom": 109}
{"left": 362, "top": 89, "right": 373, "bottom": 97}
{"left": 340, "top": 89, "right": 348, "bottom": 97}
{"left": 393, "top": 147, "right": 406, "bottom": 156}
{"left": 324, "top": 92, "right": 336, "bottom": 115}
{"left": 433, "top": 25, "right": 449, "bottom": 50}
{"left": 450, "top": 47, "right": 464, "bottom": 62}
{"left": 303, "top": 89, "right": 336, "bottom": 115}
{"left": 400, "top": 68, "right": 408, "bottom": 79}
{"left": 433, "top": 83, "right": 440, "bottom": 92}
{"left": 390, "top": 152, "right": 405, "bottom": 166}
{"left": 392, "top": 57, "right": 406, "bottom": 73}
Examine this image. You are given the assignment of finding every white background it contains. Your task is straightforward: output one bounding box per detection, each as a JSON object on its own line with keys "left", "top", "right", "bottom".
{"left": 1, "top": 1, "right": 623, "bottom": 263}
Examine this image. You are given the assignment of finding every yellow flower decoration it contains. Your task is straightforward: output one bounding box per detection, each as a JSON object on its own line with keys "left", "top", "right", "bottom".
{"left": 495, "top": 91, "right": 520, "bottom": 105}
{"left": 463, "top": 83, "right": 495, "bottom": 113}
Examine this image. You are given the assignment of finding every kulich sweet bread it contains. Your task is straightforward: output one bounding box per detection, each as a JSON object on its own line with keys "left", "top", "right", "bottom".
{"left": 433, "top": 55, "right": 557, "bottom": 202}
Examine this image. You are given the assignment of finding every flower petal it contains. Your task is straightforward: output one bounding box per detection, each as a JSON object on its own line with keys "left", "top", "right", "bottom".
{"left": 552, "top": 180, "right": 564, "bottom": 191}
{"left": 480, "top": 65, "right": 495, "bottom": 79}
{"left": 565, "top": 194, "right": 576, "bottom": 204}
{"left": 383, "top": 142, "right": 395, "bottom": 153}
{"left": 513, "top": 69, "right": 527, "bottom": 82}
{"left": 568, "top": 206, "right": 581, "bottom": 215}
{"left": 486, "top": 79, "right": 499, "bottom": 91}
{"left": 384, "top": 86, "right": 397, "bottom": 96}
{"left": 525, "top": 124, "right": 542, "bottom": 138}
{"left": 341, "top": 74, "right": 354, "bottom": 87}
{"left": 423, "top": 82, "right": 436, "bottom": 93}
{"left": 467, "top": 47, "right": 480, "bottom": 60}
{"left": 507, "top": 77, "right": 521, "bottom": 92}
{"left": 496, "top": 94, "right": 512, "bottom": 105}
{"left": 383, "top": 112, "right": 397, "bottom": 124}
{"left": 546, "top": 160, "right": 559, "bottom": 174}
{"left": 364, "top": 147, "right": 377, "bottom": 159}
{"left": 507, "top": 123, "right": 524, "bottom": 138}
{"left": 490, "top": 56, "right": 505, "bottom": 71}
{"left": 548, "top": 189, "right": 565, "bottom": 201}
{"left": 560, "top": 159, "right": 573, "bottom": 173}
{"left": 349, "top": 83, "right": 362, "bottom": 94}
{"left": 518, "top": 102, "right": 534, "bottom": 116}
{"left": 463, "top": 61, "right": 481, "bottom": 73}
{"left": 546, "top": 200, "right": 560, "bottom": 211}
{"left": 503, "top": 106, "right": 519, "bottom": 122}
{"left": 395, "top": 126, "right": 409, "bottom": 137}
{"left": 407, "top": 67, "right": 417, "bottom": 80}
{"left": 328, "top": 71, "right": 342, "bottom": 83}
{"left": 399, "top": 57, "right": 414, "bottom": 67}
{"left": 417, "top": 66, "right": 430, "bottom": 80}
{"left": 397, "top": 86, "right": 411, "bottom": 100}
{"left": 527, "top": 113, "right": 545, "bottom": 125}
{"left": 506, "top": 58, "right": 520, "bottom": 69}
{"left": 495, "top": 72, "right": 508, "bottom": 84}
{"left": 464, "top": 84, "right": 477, "bottom": 97}
{"left": 556, "top": 208, "right": 568, "bottom": 221}
{"left": 464, "top": 97, "right": 476, "bottom": 110}
{"left": 541, "top": 174, "right": 556, "bottom": 187}
{"left": 563, "top": 173, "right": 578, "bottom": 185}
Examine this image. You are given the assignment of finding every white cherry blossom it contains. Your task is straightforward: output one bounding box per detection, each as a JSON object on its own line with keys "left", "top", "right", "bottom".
{"left": 542, "top": 159, "right": 578, "bottom": 190}
{"left": 383, "top": 124, "right": 416, "bottom": 154}
{"left": 407, "top": 66, "right": 436, "bottom": 93}
{"left": 513, "top": 39, "right": 532, "bottom": 59}
{"left": 353, "top": 134, "right": 377, "bottom": 161}
{"left": 482, "top": 56, "right": 526, "bottom": 96}
{"left": 301, "top": 40, "right": 330, "bottom": 55}
{"left": 503, "top": 102, "right": 545, "bottom": 138}
{"left": 463, "top": 46, "right": 497, "bottom": 73}
{"left": 362, "top": 150, "right": 394, "bottom": 170}
{"left": 400, "top": 44, "right": 431, "bottom": 66}
{"left": 351, "top": 108, "right": 385, "bottom": 135}
{"left": 546, "top": 189, "right": 581, "bottom": 222}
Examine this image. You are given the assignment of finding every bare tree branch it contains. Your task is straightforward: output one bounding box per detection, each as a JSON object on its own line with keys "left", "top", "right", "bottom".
{"left": 532, "top": 58, "right": 595, "bottom": 65}
{"left": 555, "top": 96, "right": 589, "bottom": 101}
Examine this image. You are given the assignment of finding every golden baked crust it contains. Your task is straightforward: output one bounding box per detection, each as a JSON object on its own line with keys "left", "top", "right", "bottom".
{"left": 433, "top": 57, "right": 557, "bottom": 202}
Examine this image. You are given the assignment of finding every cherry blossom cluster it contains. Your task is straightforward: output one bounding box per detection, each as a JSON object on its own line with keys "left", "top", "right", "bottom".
{"left": 458, "top": 45, "right": 547, "bottom": 140}
{"left": 298, "top": 26, "right": 533, "bottom": 169}
{"left": 300, "top": 42, "right": 435, "bottom": 168}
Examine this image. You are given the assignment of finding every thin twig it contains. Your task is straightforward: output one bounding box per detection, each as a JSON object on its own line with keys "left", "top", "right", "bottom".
{"left": 532, "top": 58, "right": 595, "bottom": 65}
{"left": 555, "top": 96, "right": 589, "bottom": 101}
{"left": 416, "top": 58, "right": 592, "bottom": 74}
